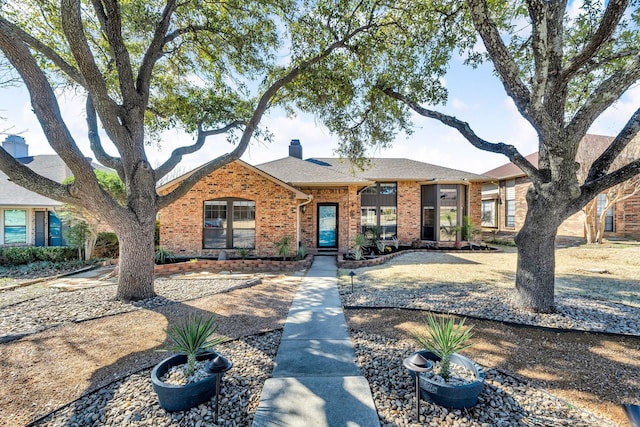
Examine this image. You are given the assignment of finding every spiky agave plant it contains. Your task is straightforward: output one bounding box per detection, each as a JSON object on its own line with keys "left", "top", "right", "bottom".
{"left": 412, "top": 314, "right": 474, "bottom": 381}
{"left": 164, "top": 314, "right": 225, "bottom": 377}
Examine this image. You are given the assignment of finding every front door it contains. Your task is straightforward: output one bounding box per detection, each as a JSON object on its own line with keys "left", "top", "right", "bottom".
{"left": 318, "top": 204, "right": 338, "bottom": 248}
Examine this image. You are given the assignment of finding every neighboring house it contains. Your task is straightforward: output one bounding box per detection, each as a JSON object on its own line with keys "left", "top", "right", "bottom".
{"left": 481, "top": 134, "right": 640, "bottom": 239}
{"left": 157, "top": 139, "right": 487, "bottom": 257}
{"left": 0, "top": 135, "right": 110, "bottom": 248}
{"left": 0, "top": 135, "right": 69, "bottom": 247}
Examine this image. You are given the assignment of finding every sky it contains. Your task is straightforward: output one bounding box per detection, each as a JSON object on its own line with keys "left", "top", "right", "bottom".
{"left": 1, "top": 55, "right": 638, "bottom": 176}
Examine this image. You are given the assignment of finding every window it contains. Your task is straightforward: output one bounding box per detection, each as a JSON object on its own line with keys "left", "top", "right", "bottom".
{"left": 596, "top": 194, "right": 614, "bottom": 232}
{"left": 421, "top": 184, "right": 467, "bottom": 241}
{"left": 481, "top": 200, "right": 497, "bottom": 227}
{"left": 360, "top": 183, "right": 397, "bottom": 239}
{"left": 4, "top": 209, "right": 27, "bottom": 244}
{"left": 439, "top": 187, "right": 458, "bottom": 241}
{"left": 505, "top": 180, "right": 516, "bottom": 228}
{"left": 203, "top": 199, "right": 255, "bottom": 249}
{"left": 481, "top": 183, "right": 498, "bottom": 228}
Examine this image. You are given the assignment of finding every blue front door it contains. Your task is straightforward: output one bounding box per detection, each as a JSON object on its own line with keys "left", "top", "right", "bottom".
{"left": 318, "top": 204, "right": 338, "bottom": 248}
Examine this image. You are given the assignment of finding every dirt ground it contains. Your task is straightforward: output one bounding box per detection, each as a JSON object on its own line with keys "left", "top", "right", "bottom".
{"left": 0, "top": 276, "right": 300, "bottom": 427}
{"left": 345, "top": 308, "right": 640, "bottom": 427}
{"left": 1, "top": 243, "right": 639, "bottom": 426}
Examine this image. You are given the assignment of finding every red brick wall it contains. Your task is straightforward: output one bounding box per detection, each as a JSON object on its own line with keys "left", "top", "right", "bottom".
{"left": 468, "top": 182, "right": 483, "bottom": 230}
{"left": 297, "top": 186, "right": 360, "bottom": 253}
{"left": 158, "top": 162, "right": 299, "bottom": 257}
{"left": 397, "top": 181, "right": 421, "bottom": 244}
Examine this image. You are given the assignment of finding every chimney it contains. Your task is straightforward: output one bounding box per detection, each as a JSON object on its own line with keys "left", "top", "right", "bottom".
{"left": 2, "top": 135, "right": 28, "bottom": 158}
{"left": 288, "top": 139, "right": 302, "bottom": 159}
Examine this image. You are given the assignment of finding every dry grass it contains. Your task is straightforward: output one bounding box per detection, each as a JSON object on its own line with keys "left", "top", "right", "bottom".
{"left": 339, "top": 242, "right": 640, "bottom": 307}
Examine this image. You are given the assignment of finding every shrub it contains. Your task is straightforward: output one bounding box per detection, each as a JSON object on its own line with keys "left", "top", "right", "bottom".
{"left": 0, "top": 247, "right": 77, "bottom": 266}
{"left": 163, "top": 314, "right": 225, "bottom": 377}
{"left": 155, "top": 246, "right": 175, "bottom": 264}
{"left": 413, "top": 314, "right": 475, "bottom": 382}
{"left": 93, "top": 232, "right": 119, "bottom": 258}
{"left": 296, "top": 244, "right": 307, "bottom": 260}
{"left": 274, "top": 236, "right": 292, "bottom": 260}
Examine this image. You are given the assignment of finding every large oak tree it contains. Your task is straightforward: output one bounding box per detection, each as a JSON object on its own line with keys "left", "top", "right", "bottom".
{"left": 0, "top": 0, "right": 460, "bottom": 300}
{"left": 306, "top": 0, "right": 640, "bottom": 312}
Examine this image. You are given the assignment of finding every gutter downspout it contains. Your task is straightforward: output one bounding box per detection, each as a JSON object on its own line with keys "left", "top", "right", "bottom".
{"left": 297, "top": 195, "right": 314, "bottom": 250}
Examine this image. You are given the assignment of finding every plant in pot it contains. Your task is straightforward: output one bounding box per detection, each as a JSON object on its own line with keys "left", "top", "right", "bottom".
{"left": 409, "top": 313, "right": 485, "bottom": 409}
{"left": 151, "top": 314, "right": 231, "bottom": 412}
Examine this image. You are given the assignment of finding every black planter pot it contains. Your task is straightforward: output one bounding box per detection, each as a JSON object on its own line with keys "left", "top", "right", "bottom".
{"left": 408, "top": 350, "right": 485, "bottom": 409}
{"left": 151, "top": 352, "right": 226, "bottom": 412}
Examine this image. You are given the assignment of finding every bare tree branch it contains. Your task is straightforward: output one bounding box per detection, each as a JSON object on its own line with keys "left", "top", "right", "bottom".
{"left": 0, "top": 146, "right": 76, "bottom": 203}
{"left": 61, "top": 0, "right": 122, "bottom": 135}
{"left": 2, "top": 20, "right": 86, "bottom": 86}
{"left": 382, "top": 87, "right": 542, "bottom": 184}
{"left": 86, "top": 96, "right": 124, "bottom": 176}
{"left": 155, "top": 120, "right": 244, "bottom": 181}
{"left": 89, "top": 0, "right": 138, "bottom": 106}
{"left": 574, "top": 158, "right": 640, "bottom": 210}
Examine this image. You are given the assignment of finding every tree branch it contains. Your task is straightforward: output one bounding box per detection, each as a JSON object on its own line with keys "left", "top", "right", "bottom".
{"left": 61, "top": 0, "right": 120, "bottom": 124}
{"left": 3, "top": 20, "right": 86, "bottom": 86}
{"left": 0, "top": 14, "right": 112, "bottom": 209}
{"left": 86, "top": 96, "right": 124, "bottom": 176}
{"left": 155, "top": 120, "right": 244, "bottom": 181}
{"left": 560, "top": 0, "right": 629, "bottom": 83}
{"left": 575, "top": 158, "right": 640, "bottom": 210}
{"left": 137, "top": 0, "right": 177, "bottom": 105}
{"left": 0, "top": 146, "right": 78, "bottom": 203}
{"left": 90, "top": 0, "right": 138, "bottom": 105}
{"left": 467, "top": 0, "right": 533, "bottom": 121}
{"left": 586, "top": 107, "right": 640, "bottom": 182}
{"left": 382, "top": 87, "right": 542, "bottom": 184}
{"left": 567, "top": 53, "right": 640, "bottom": 137}
{"left": 159, "top": 20, "right": 380, "bottom": 208}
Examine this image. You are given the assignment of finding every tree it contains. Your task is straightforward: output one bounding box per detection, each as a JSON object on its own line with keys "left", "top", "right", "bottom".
{"left": 385, "top": 1, "right": 640, "bottom": 312}
{"left": 299, "top": 0, "right": 640, "bottom": 312}
{"left": 0, "top": 0, "right": 459, "bottom": 300}
{"left": 59, "top": 170, "right": 126, "bottom": 260}
{"left": 64, "top": 220, "right": 89, "bottom": 260}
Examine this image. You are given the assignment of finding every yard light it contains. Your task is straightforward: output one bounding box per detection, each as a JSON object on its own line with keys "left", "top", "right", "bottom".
{"left": 205, "top": 354, "right": 233, "bottom": 424}
{"left": 349, "top": 270, "right": 356, "bottom": 293}
{"left": 403, "top": 353, "right": 433, "bottom": 421}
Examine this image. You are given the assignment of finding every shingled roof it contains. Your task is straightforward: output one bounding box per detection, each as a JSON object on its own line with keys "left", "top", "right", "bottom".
{"left": 311, "top": 158, "right": 489, "bottom": 182}
{"left": 483, "top": 134, "right": 615, "bottom": 180}
{"left": 256, "top": 156, "right": 372, "bottom": 186}
{"left": 0, "top": 155, "right": 106, "bottom": 207}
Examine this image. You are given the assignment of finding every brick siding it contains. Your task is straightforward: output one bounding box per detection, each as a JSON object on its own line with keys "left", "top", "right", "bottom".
{"left": 158, "top": 162, "right": 300, "bottom": 257}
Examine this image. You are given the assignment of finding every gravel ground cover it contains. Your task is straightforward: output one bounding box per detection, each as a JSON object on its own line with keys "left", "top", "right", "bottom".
{"left": 0, "top": 275, "right": 260, "bottom": 341}
{"left": 352, "top": 330, "right": 617, "bottom": 427}
{"left": 32, "top": 331, "right": 282, "bottom": 427}
{"left": 1, "top": 244, "right": 639, "bottom": 426}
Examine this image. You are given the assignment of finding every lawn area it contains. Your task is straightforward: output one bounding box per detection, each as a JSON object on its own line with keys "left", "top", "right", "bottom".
{"left": 338, "top": 242, "right": 640, "bottom": 307}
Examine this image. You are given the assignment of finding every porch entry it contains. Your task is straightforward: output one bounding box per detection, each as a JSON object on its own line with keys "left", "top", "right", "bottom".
{"left": 317, "top": 203, "right": 338, "bottom": 248}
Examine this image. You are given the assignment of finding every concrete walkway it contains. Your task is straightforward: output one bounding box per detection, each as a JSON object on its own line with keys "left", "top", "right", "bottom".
{"left": 252, "top": 256, "right": 380, "bottom": 427}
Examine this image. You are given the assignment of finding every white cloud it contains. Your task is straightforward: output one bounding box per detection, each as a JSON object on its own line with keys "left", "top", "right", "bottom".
{"left": 451, "top": 98, "right": 469, "bottom": 110}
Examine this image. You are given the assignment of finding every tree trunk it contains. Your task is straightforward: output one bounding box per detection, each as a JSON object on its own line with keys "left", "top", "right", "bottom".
{"left": 115, "top": 217, "right": 157, "bottom": 300}
{"left": 583, "top": 200, "right": 596, "bottom": 244}
{"left": 513, "top": 203, "right": 560, "bottom": 313}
